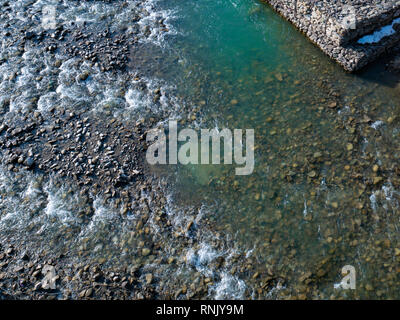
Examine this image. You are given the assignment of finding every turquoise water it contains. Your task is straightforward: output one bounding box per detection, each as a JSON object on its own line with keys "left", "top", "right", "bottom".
{"left": 150, "top": 0, "right": 400, "bottom": 298}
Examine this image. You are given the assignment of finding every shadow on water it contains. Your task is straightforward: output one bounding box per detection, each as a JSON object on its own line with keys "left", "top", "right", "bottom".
{"left": 356, "top": 53, "right": 400, "bottom": 89}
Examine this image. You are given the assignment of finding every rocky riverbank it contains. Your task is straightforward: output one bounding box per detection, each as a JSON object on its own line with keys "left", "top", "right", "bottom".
{"left": 0, "top": 0, "right": 255, "bottom": 300}
{"left": 0, "top": 83, "right": 252, "bottom": 300}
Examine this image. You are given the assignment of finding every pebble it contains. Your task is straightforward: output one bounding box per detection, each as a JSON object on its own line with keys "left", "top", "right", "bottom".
{"left": 346, "top": 143, "right": 354, "bottom": 151}
{"left": 308, "top": 171, "right": 317, "bottom": 178}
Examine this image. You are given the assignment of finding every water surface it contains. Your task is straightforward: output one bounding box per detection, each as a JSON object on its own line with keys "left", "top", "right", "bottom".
{"left": 1, "top": 0, "right": 400, "bottom": 299}
{"left": 154, "top": 0, "right": 400, "bottom": 299}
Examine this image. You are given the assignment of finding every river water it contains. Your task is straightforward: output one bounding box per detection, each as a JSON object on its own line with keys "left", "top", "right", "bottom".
{"left": 155, "top": 0, "right": 400, "bottom": 299}
{"left": 1, "top": 0, "right": 400, "bottom": 299}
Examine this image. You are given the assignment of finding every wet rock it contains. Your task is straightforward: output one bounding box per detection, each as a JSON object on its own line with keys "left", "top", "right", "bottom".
{"left": 308, "top": 171, "right": 317, "bottom": 178}
{"left": 328, "top": 102, "right": 337, "bottom": 108}
{"left": 142, "top": 248, "right": 151, "bottom": 256}
{"left": 24, "top": 157, "right": 34, "bottom": 168}
{"left": 85, "top": 288, "right": 93, "bottom": 297}
{"left": 145, "top": 273, "right": 153, "bottom": 284}
{"left": 346, "top": 143, "right": 354, "bottom": 151}
{"left": 78, "top": 71, "right": 90, "bottom": 81}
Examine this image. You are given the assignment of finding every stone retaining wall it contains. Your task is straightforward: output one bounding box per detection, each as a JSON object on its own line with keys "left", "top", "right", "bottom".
{"left": 262, "top": 0, "right": 400, "bottom": 71}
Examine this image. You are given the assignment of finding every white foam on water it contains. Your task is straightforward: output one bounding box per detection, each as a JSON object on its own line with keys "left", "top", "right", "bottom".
{"left": 358, "top": 17, "right": 400, "bottom": 44}
{"left": 383, "top": 184, "right": 395, "bottom": 202}
{"left": 42, "top": 184, "right": 80, "bottom": 227}
{"left": 369, "top": 192, "right": 378, "bottom": 213}
{"left": 0, "top": 165, "right": 132, "bottom": 262}
{"left": 369, "top": 183, "right": 400, "bottom": 217}
{"left": 361, "top": 137, "right": 369, "bottom": 154}
{"left": 0, "top": 35, "right": 63, "bottom": 115}
{"left": 158, "top": 187, "right": 247, "bottom": 299}
{"left": 0, "top": 0, "right": 184, "bottom": 121}
{"left": 303, "top": 198, "right": 308, "bottom": 217}
{"left": 0, "top": 0, "right": 249, "bottom": 298}
{"left": 245, "top": 247, "right": 254, "bottom": 259}
{"left": 0, "top": 167, "right": 87, "bottom": 242}
{"left": 163, "top": 192, "right": 199, "bottom": 235}
{"left": 37, "top": 91, "right": 59, "bottom": 112}
{"left": 24, "top": 180, "right": 42, "bottom": 199}
{"left": 338, "top": 105, "right": 351, "bottom": 115}
{"left": 80, "top": 197, "right": 119, "bottom": 235}
{"left": 371, "top": 120, "right": 384, "bottom": 130}
{"left": 32, "top": 0, "right": 115, "bottom": 30}
{"left": 212, "top": 272, "right": 246, "bottom": 300}
{"left": 118, "top": 76, "right": 182, "bottom": 120}
{"left": 0, "top": 167, "right": 53, "bottom": 231}
{"left": 113, "top": 1, "right": 147, "bottom": 34}
{"left": 138, "top": 0, "right": 179, "bottom": 47}
{"left": 186, "top": 243, "right": 219, "bottom": 275}
{"left": 8, "top": 52, "right": 41, "bottom": 112}
{"left": 185, "top": 241, "right": 246, "bottom": 299}
{"left": 56, "top": 59, "right": 94, "bottom": 103}
{"left": 264, "top": 281, "right": 286, "bottom": 298}
{"left": 125, "top": 88, "right": 148, "bottom": 111}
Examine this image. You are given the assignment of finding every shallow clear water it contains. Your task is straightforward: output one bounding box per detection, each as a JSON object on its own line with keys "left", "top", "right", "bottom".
{"left": 1, "top": 0, "right": 400, "bottom": 299}
{"left": 151, "top": 0, "right": 400, "bottom": 298}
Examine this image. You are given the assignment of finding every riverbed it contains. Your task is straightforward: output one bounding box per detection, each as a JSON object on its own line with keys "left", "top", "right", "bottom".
{"left": 1, "top": 0, "right": 400, "bottom": 299}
